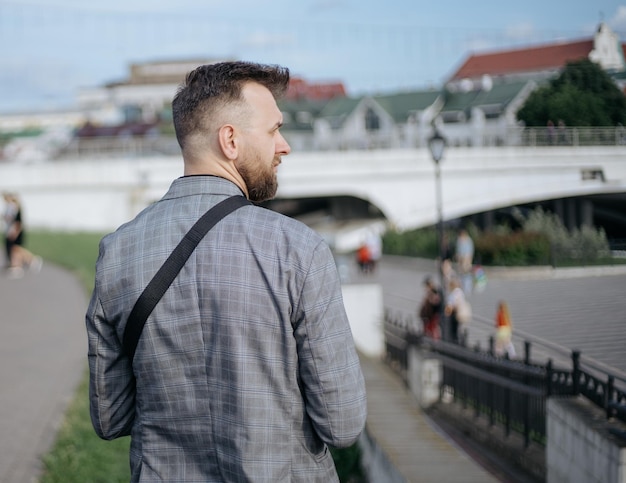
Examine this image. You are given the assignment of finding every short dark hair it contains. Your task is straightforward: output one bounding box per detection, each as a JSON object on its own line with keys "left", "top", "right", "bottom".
{"left": 172, "top": 61, "right": 290, "bottom": 150}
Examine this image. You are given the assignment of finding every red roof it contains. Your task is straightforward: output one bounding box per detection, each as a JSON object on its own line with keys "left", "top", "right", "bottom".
{"left": 450, "top": 39, "right": 595, "bottom": 81}
{"left": 286, "top": 77, "right": 346, "bottom": 101}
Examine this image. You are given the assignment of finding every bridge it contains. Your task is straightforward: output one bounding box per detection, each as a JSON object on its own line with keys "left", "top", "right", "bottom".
{"left": 0, "top": 144, "right": 625, "bottom": 249}
{"left": 273, "top": 145, "right": 626, "bottom": 248}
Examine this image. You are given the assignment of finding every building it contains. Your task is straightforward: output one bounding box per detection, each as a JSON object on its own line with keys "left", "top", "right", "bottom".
{"left": 1, "top": 22, "right": 625, "bottom": 161}
{"left": 433, "top": 22, "right": 626, "bottom": 147}
{"left": 290, "top": 22, "right": 626, "bottom": 151}
{"left": 447, "top": 22, "right": 626, "bottom": 90}
{"left": 77, "top": 58, "right": 231, "bottom": 123}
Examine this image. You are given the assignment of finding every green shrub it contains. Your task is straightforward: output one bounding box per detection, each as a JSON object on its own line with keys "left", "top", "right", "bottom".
{"left": 330, "top": 444, "right": 365, "bottom": 482}
{"left": 382, "top": 226, "right": 438, "bottom": 258}
{"left": 520, "top": 207, "right": 610, "bottom": 264}
{"left": 475, "top": 231, "right": 551, "bottom": 266}
{"left": 381, "top": 205, "right": 612, "bottom": 267}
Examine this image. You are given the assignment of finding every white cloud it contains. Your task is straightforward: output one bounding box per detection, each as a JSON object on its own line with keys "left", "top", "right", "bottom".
{"left": 463, "top": 36, "right": 497, "bottom": 53}
{"left": 237, "top": 32, "right": 297, "bottom": 50}
{"left": 504, "top": 22, "right": 536, "bottom": 41}
{"left": 609, "top": 5, "right": 626, "bottom": 31}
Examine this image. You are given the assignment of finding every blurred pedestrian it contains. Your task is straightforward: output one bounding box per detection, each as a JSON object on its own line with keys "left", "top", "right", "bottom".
{"left": 445, "top": 277, "right": 471, "bottom": 344}
{"left": 419, "top": 276, "right": 442, "bottom": 340}
{"left": 365, "top": 230, "right": 382, "bottom": 273}
{"left": 455, "top": 228, "right": 474, "bottom": 295}
{"left": 356, "top": 241, "right": 372, "bottom": 274}
{"left": 473, "top": 264, "right": 487, "bottom": 293}
{"left": 442, "top": 257, "right": 456, "bottom": 290}
{"left": 2, "top": 192, "right": 42, "bottom": 279}
{"left": 494, "top": 301, "right": 516, "bottom": 358}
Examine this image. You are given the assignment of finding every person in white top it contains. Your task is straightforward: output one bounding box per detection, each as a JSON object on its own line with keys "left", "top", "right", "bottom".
{"left": 445, "top": 278, "right": 471, "bottom": 344}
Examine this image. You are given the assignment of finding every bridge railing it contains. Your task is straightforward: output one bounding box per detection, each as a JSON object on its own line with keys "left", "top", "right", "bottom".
{"left": 50, "top": 126, "right": 626, "bottom": 159}
{"left": 383, "top": 308, "right": 626, "bottom": 448}
{"left": 515, "top": 126, "right": 626, "bottom": 147}
{"left": 55, "top": 135, "right": 181, "bottom": 159}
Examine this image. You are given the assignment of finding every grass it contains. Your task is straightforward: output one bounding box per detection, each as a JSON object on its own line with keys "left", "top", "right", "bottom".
{"left": 26, "top": 231, "right": 106, "bottom": 293}
{"left": 39, "top": 372, "right": 132, "bottom": 483}
{"left": 27, "top": 230, "right": 132, "bottom": 483}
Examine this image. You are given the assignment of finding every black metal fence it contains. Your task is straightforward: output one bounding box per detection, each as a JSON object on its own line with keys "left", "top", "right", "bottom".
{"left": 384, "top": 309, "right": 626, "bottom": 447}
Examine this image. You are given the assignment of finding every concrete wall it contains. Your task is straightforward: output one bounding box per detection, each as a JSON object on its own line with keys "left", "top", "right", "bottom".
{"left": 341, "top": 283, "right": 384, "bottom": 357}
{"left": 0, "top": 156, "right": 179, "bottom": 232}
{"left": 358, "top": 429, "right": 407, "bottom": 483}
{"left": 405, "top": 346, "right": 626, "bottom": 482}
{"left": 547, "top": 396, "right": 626, "bottom": 483}
{"left": 407, "top": 346, "right": 442, "bottom": 408}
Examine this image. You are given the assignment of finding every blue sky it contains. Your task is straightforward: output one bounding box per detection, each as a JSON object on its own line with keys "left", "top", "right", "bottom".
{"left": 1, "top": 0, "right": 625, "bottom": 113}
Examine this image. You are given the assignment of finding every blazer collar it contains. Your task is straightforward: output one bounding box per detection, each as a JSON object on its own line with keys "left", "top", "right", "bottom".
{"left": 162, "top": 175, "right": 247, "bottom": 201}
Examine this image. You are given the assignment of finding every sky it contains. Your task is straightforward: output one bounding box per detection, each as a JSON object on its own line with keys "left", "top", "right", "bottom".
{"left": 1, "top": 0, "right": 625, "bottom": 114}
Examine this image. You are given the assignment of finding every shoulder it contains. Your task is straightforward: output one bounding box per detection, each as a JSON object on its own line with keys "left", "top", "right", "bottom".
{"left": 242, "top": 206, "right": 336, "bottom": 272}
{"left": 246, "top": 205, "right": 324, "bottom": 245}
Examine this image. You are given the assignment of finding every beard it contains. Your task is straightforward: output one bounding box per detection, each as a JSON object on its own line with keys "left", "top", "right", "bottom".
{"left": 238, "top": 153, "right": 279, "bottom": 203}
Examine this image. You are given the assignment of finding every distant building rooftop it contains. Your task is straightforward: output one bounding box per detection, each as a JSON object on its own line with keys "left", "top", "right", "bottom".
{"left": 450, "top": 39, "right": 594, "bottom": 81}
{"left": 448, "top": 23, "right": 626, "bottom": 87}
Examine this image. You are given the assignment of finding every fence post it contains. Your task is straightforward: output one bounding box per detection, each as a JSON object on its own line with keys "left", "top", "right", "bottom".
{"left": 524, "top": 341, "right": 531, "bottom": 448}
{"left": 606, "top": 375, "right": 615, "bottom": 420}
{"left": 489, "top": 336, "right": 494, "bottom": 356}
{"left": 546, "top": 359, "right": 553, "bottom": 397}
{"left": 572, "top": 351, "right": 581, "bottom": 395}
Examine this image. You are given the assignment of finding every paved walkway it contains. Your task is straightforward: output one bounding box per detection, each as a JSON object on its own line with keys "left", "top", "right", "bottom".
{"left": 0, "top": 263, "right": 86, "bottom": 483}
{"left": 1, "top": 260, "right": 507, "bottom": 483}
{"left": 377, "top": 255, "right": 626, "bottom": 375}
{"left": 359, "top": 354, "right": 503, "bottom": 482}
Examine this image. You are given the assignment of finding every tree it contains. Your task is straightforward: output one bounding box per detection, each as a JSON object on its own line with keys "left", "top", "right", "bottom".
{"left": 517, "top": 59, "right": 626, "bottom": 127}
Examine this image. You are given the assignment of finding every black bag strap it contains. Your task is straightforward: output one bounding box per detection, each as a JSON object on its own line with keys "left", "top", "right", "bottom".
{"left": 123, "top": 195, "right": 251, "bottom": 360}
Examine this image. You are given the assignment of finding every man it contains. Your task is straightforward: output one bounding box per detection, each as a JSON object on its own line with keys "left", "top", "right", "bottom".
{"left": 418, "top": 276, "right": 442, "bottom": 340}
{"left": 455, "top": 228, "right": 474, "bottom": 294}
{"left": 2, "top": 192, "right": 42, "bottom": 278}
{"left": 86, "top": 61, "right": 367, "bottom": 482}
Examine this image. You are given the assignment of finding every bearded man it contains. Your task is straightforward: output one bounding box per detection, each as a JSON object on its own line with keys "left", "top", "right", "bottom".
{"left": 86, "top": 61, "right": 367, "bottom": 483}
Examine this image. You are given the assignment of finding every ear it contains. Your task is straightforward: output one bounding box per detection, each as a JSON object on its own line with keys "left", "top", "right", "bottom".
{"left": 217, "top": 124, "right": 239, "bottom": 160}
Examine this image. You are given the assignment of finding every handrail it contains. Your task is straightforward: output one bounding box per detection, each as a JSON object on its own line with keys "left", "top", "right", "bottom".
{"left": 384, "top": 289, "right": 626, "bottom": 385}
{"left": 383, "top": 307, "right": 626, "bottom": 432}
{"left": 45, "top": 126, "right": 626, "bottom": 159}
{"left": 470, "top": 313, "right": 626, "bottom": 384}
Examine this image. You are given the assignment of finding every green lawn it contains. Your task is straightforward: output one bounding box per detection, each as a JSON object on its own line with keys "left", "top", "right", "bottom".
{"left": 28, "top": 231, "right": 132, "bottom": 483}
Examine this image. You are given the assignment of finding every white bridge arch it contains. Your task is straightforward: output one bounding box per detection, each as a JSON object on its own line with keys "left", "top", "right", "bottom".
{"left": 277, "top": 146, "right": 626, "bottom": 231}
{"left": 0, "top": 146, "right": 624, "bottom": 248}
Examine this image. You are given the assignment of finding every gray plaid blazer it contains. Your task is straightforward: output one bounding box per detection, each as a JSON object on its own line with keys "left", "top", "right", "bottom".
{"left": 86, "top": 176, "right": 367, "bottom": 482}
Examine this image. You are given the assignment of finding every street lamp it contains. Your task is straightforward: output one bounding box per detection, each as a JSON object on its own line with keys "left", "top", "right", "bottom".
{"left": 428, "top": 127, "right": 447, "bottom": 336}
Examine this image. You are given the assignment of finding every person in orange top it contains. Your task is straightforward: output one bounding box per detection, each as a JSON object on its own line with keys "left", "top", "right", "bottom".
{"left": 495, "top": 301, "right": 516, "bottom": 358}
{"left": 356, "top": 243, "right": 372, "bottom": 273}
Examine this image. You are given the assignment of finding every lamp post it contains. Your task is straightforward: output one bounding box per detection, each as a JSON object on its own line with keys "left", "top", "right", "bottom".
{"left": 428, "top": 127, "right": 447, "bottom": 337}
